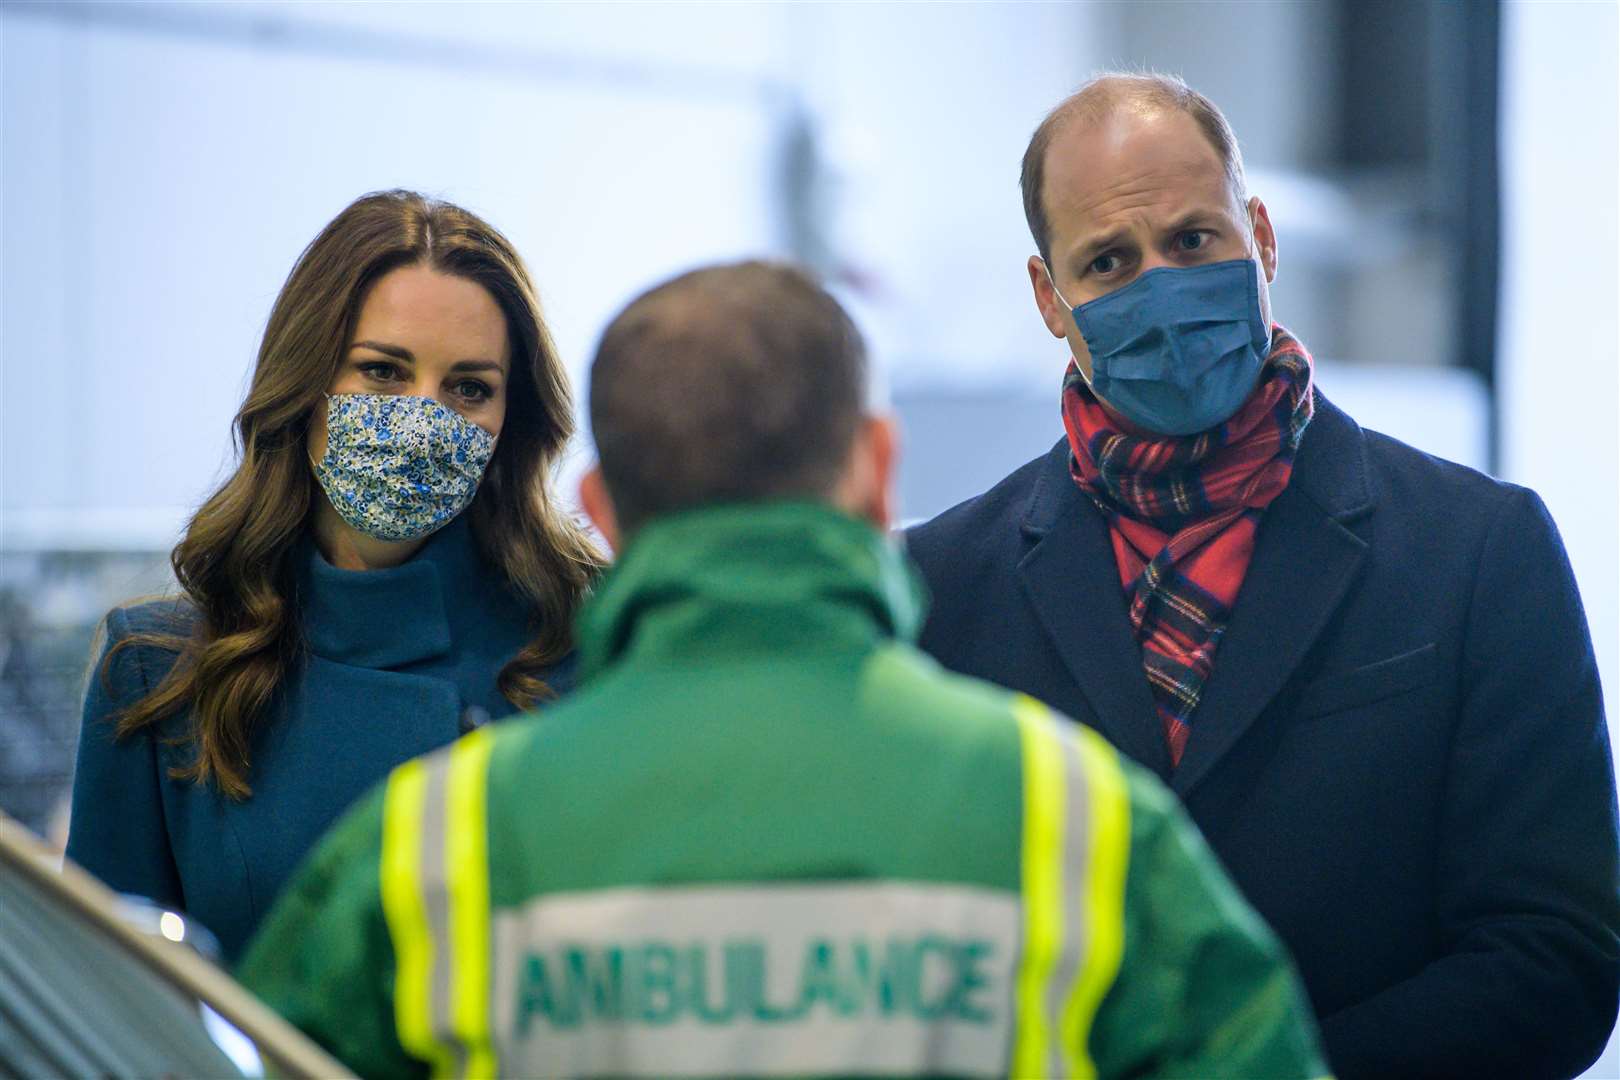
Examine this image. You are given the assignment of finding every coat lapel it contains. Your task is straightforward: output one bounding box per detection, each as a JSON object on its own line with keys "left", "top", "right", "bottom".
{"left": 1171, "top": 394, "right": 1374, "bottom": 798}
{"left": 1017, "top": 441, "right": 1172, "bottom": 778}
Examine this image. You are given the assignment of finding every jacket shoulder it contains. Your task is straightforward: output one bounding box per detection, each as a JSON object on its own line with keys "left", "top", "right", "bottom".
{"left": 93, "top": 597, "right": 198, "bottom": 705}
{"left": 110, "top": 595, "right": 199, "bottom": 637}
{"left": 1352, "top": 424, "right": 1568, "bottom": 576}
{"left": 1360, "top": 425, "right": 1526, "bottom": 517}
{"left": 858, "top": 641, "right": 1030, "bottom": 733}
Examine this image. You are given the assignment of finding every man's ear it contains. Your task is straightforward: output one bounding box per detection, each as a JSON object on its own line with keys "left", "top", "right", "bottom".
{"left": 1248, "top": 196, "right": 1279, "bottom": 283}
{"left": 836, "top": 414, "right": 899, "bottom": 531}
{"left": 578, "top": 465, "right": 621, "bottom": 554}
{"left": 1028, "top": 256, "right": 1071, "bottom": 340}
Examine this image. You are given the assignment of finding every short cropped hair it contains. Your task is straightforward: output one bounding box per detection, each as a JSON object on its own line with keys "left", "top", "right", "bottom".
{"left": 1020, "top": 72, "right": 1248, "bottom": 265}
{"left": 588, "top": 261, "right": 868, "bottom": 535}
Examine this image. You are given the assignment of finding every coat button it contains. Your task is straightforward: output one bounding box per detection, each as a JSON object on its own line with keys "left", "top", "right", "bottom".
{"left": 458, "top": 706, "right": 490, "bottom": 735}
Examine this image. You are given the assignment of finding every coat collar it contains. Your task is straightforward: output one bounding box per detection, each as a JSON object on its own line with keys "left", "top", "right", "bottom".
{"left": 1018, "top": 436, "right": 1174, "bottom": 776}
{"left": 296, "top": 513, "right": 484, "bottom": 669}
{"left": 1269, "top": 392, "right": 1374, "bottom": 524}
{"left": 1018, "top": 390, "right": 1375, "bottom": 790}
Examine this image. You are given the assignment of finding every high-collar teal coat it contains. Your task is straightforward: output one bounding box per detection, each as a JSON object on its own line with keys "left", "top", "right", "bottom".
{"left": 66, "top": 515, "right": 574, "bottom": 961}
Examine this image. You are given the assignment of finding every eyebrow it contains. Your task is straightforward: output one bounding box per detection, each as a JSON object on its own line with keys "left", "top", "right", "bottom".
{"left": 349, "top": 341, "right": 506, "bottom": 376}
{"left": 1071, "top": 228, "right": 1131, "bottom": 267}
{"left": 1068, "top": 210, "right": 1229, "bottom": 270}
{"left": 449, "top": 360, "right": 506, "bottom": 376}
{"left": 350, "top": 340, "right": 414, "bottom": 361}
{"left": 1166, "top": 210, "right": 1224, "bottom": 233}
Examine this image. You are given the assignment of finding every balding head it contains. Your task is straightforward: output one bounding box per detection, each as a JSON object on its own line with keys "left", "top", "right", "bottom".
{"left": 1021, "top": 73, "right": 1247, "bottom": 265}
{"left": 586, "top": 261, "right": 872, "bottom": 537}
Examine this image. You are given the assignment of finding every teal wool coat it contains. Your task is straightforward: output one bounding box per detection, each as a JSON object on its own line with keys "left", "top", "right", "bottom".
{"left": 66, "top": 516, "right": 574, "bottom": 960}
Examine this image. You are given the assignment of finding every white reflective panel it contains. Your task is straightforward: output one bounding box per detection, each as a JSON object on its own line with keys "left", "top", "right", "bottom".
{"left": 490, "top": 881, "right": 1020, "bottom": 1078}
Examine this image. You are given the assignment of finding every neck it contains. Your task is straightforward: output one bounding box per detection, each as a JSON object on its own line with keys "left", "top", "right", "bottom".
{"left": 311, "top": 493, "right": 429, "bottom": 571}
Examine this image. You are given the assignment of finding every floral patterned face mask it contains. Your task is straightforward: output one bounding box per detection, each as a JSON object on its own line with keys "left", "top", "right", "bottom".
{"left": 312, "top": 393, "right": 497, "bottom": 543}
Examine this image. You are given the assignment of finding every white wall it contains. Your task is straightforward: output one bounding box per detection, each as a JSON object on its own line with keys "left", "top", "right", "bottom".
{"left": 1, "top": 3, "right": 787, "bottom": 551}
{"left": 783, "top": 1, "right": 1102, "bottom": 389}
{"left": 1498, "top": 4, "right": 1620, "bottom": 1077}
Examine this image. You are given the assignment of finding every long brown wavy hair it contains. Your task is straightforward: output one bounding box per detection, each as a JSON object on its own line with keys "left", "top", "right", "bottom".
{"left": 105, "top": 189, "right": 604, "bottom": 798}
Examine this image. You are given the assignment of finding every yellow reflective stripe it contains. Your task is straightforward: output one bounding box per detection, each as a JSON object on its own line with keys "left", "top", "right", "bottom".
{"left": 1012, "top": 695, "right": 1066, "bottom": 1078}
{"left": 379, "top": 758, "right": 452, "bottom": 1076}
{"left": 1060, "top": 726, "right": 1132, "bottom": 1080}
{"left": 446, "top": 728, "right": 497, "bottom": 1079}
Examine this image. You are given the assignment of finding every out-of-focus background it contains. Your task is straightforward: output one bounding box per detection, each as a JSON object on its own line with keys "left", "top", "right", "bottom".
{"left": 0, "top": 0, "right": 1615, "bottom": 1063}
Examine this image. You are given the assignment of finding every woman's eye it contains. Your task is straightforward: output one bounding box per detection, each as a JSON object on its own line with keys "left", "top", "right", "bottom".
{"left": 359, "top": 362, "right": 402, "bottom": 382}
{"left": 454, "top": 380, "right": 493, "bottom": 402}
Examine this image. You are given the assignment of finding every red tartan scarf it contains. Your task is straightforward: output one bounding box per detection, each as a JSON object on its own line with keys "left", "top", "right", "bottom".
{"left": 1061, "top": 325, "right": 1315, "bottom": 766}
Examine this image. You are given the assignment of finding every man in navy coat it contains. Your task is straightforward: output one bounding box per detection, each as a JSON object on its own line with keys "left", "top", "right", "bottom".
{"left": 906, "top": 73, "right": 1620, "bottom": 1079}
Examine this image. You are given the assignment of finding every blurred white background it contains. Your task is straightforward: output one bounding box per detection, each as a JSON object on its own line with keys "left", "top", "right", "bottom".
{"left": 1, "top": 0, "right": 1615, "bottom": 1069}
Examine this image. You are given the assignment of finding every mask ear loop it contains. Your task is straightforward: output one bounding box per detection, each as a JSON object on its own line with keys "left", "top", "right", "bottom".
{"left": 1235, "top": 206, "right": 1276, "bottom": 355}
{"left": 308, "top": 391, "right": 338, "bottom": 470}
{"left": 1041, "top": 258, "right": 1075, "bottom": 311}
{"left": 1042, "top": 259, "right": 1101, "bottom": 394}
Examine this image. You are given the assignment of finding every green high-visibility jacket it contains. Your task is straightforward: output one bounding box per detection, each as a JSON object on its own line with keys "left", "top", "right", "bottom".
{"left": 239, "top": 502, "right": 1329, "bottom": 1080}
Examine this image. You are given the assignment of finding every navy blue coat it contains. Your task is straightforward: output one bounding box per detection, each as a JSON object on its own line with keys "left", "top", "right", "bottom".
{"left": 66, "top": 516, "right": 575, "bottom": 961}
{"left": 907, "top": 394, "right": 1620, "bottom": 1079}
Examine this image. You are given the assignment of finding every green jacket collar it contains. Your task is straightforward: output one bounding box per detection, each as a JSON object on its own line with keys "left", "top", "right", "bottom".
{"left": 577, "top": 502, "right": 927, "bottom": 682}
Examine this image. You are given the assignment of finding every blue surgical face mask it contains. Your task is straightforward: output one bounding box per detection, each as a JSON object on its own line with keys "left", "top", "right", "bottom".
{"left": 312, "top": 393, "right": 496, "bottom": 543}
{"left": 1049, "top": 258, "right": 1272, "bottom": 436}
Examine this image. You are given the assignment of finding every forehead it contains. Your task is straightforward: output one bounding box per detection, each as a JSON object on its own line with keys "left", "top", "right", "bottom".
{"left": 354, "top": 264, "right": 510, "bottom": 359}
{"left": 1042, "top": 107, "right": 1236, "bottom": 253}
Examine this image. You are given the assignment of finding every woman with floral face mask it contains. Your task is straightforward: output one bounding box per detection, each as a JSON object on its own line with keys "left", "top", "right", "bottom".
{"left": 66, "top": 190, "right": 604, "bottom": 961}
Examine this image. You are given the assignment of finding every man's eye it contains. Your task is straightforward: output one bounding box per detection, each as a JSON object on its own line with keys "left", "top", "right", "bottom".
{"left": 1090, "top": 254, "right": 1120, "bottom": 275}
{"left": 1177, "top": 231, "right": 1208, "bottom": 251}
